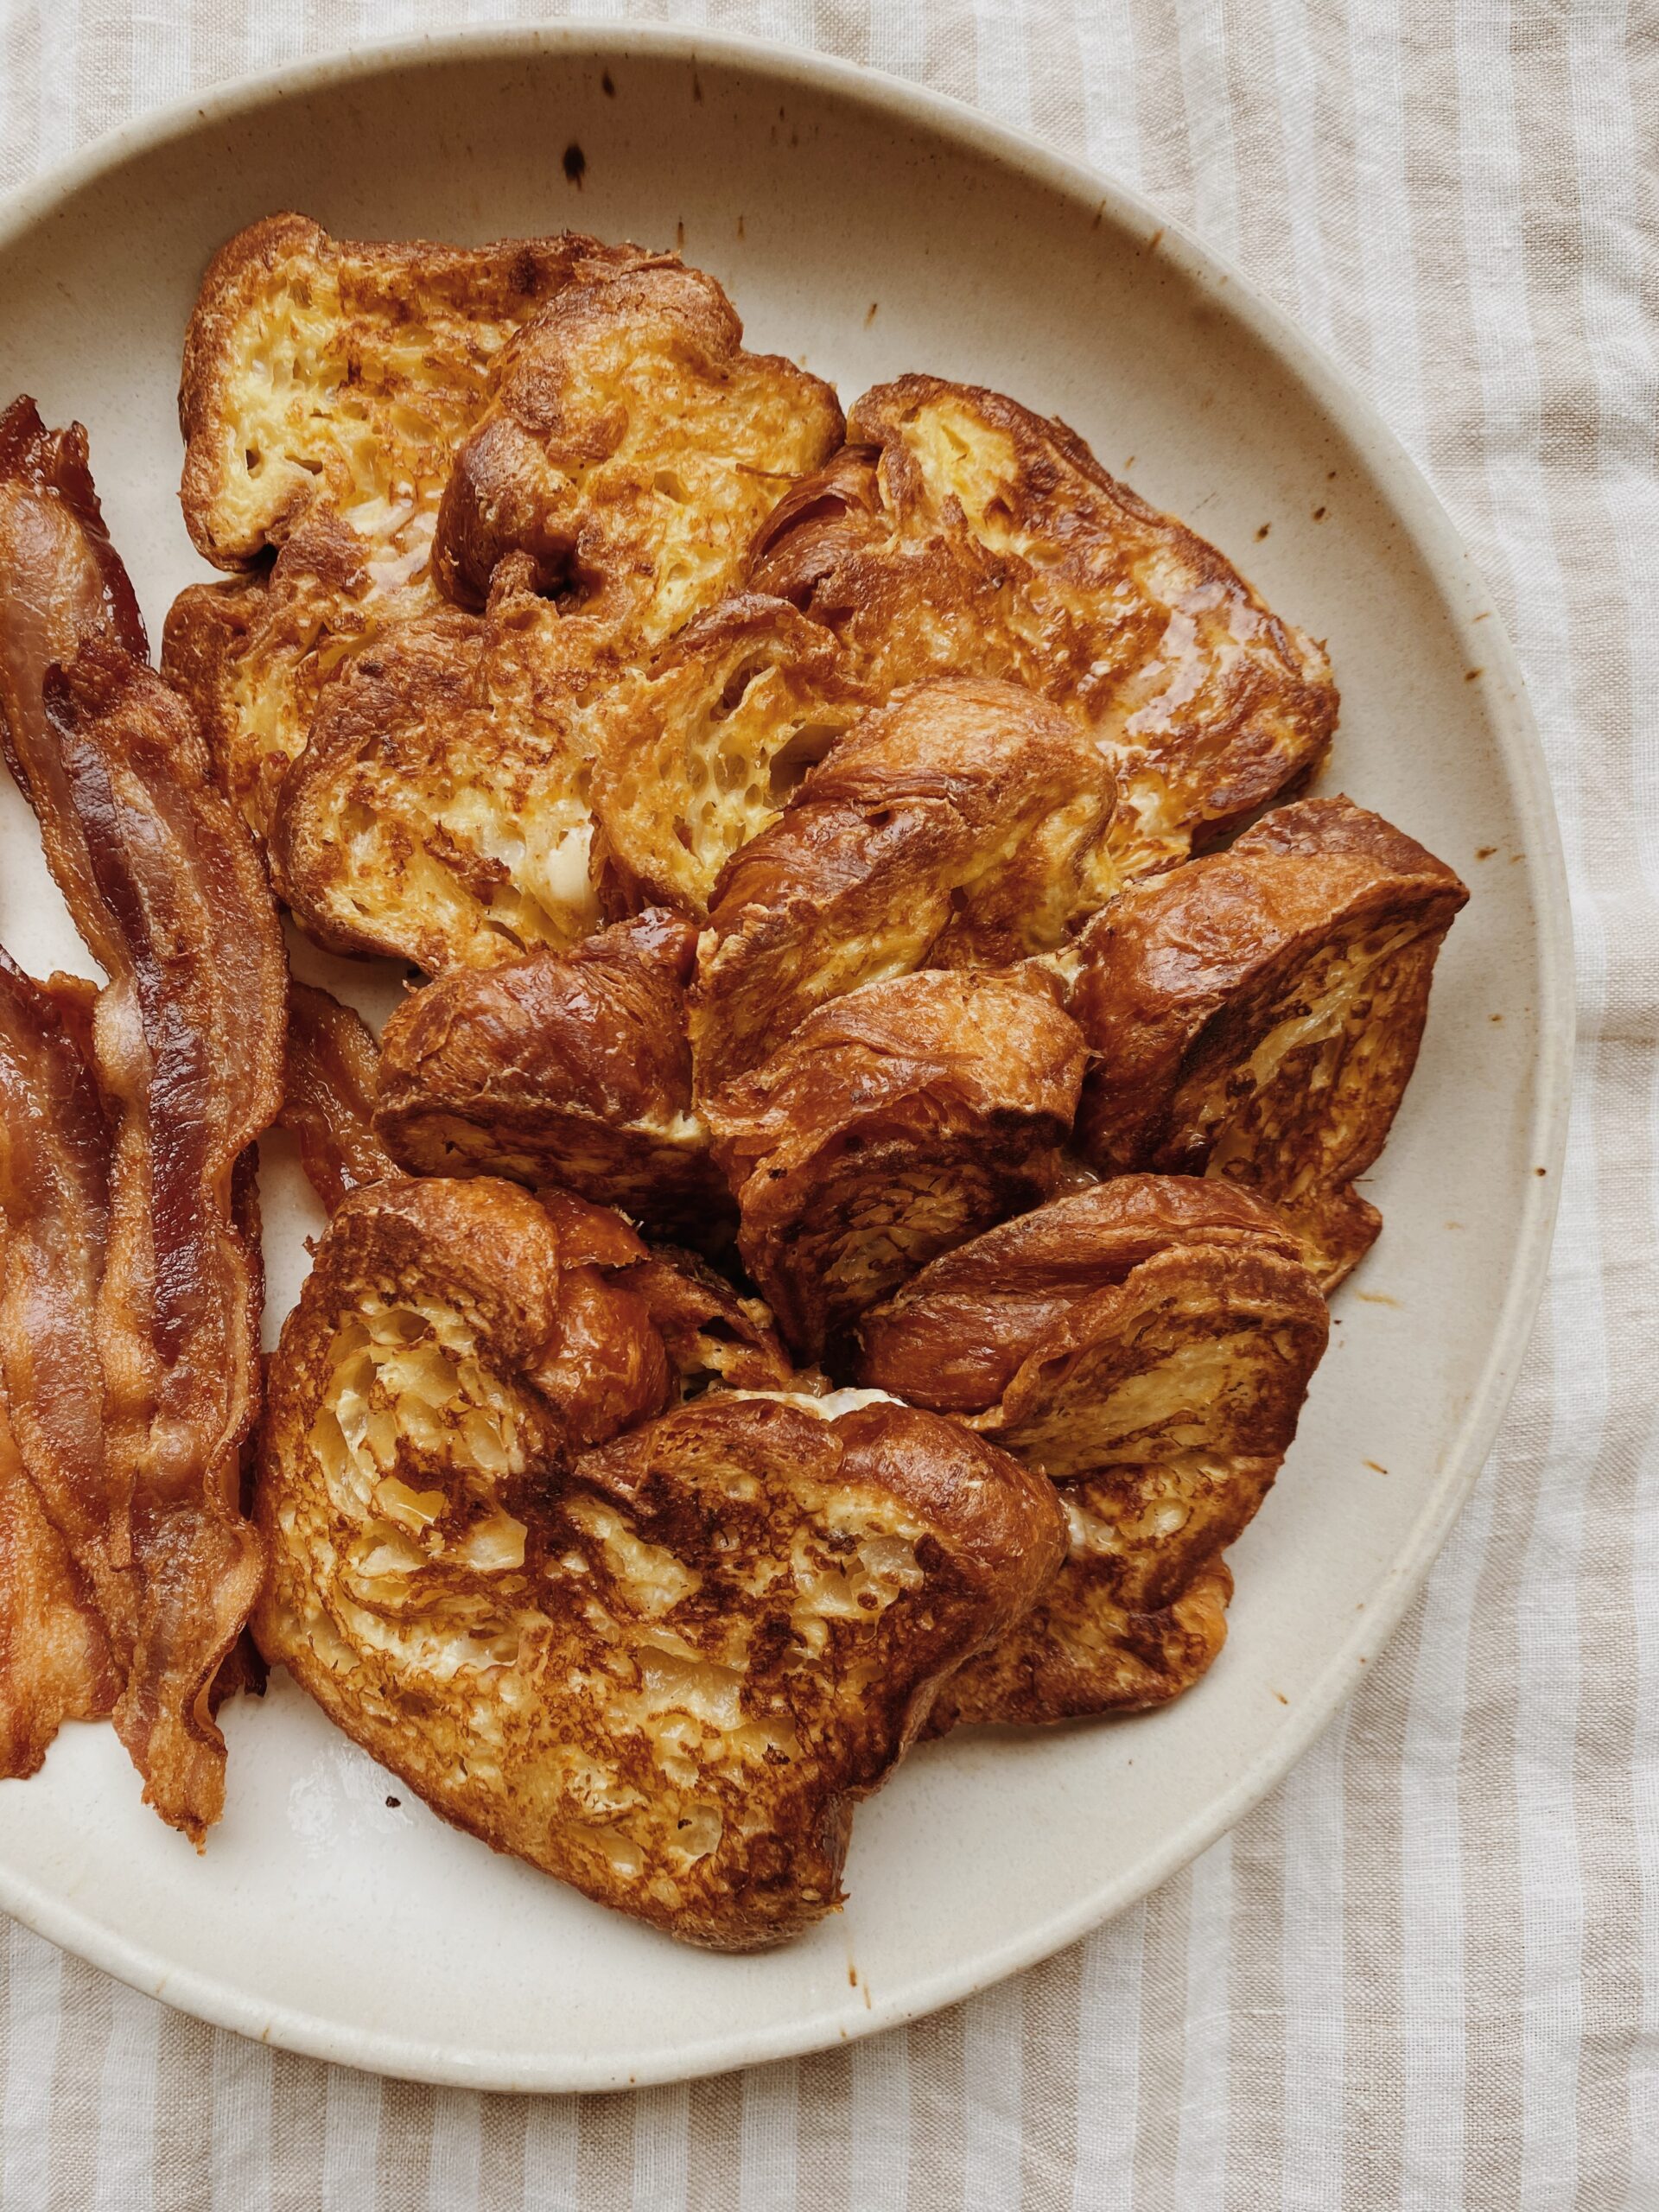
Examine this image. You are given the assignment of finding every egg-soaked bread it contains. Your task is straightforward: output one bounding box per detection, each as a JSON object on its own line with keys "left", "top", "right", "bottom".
{"left": 855, "top": 1178, "right": 1328, "bottom": 1729}
{"left": 1069, "top": 797, "right": 1468, "bottom": 1287}
{"left": 749, "top": 377, "right": 1338, "bottom": 877}
{"left": 254, "top": 1175, "right": 1065, "bottom": 1948}
{"left": 705, "top": 969, "right": 1087, "bottom": 1364}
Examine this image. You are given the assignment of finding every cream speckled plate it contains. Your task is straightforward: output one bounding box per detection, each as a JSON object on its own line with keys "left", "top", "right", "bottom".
{"left": 0, "top": 27, "right": 1569, "bottom": 2090}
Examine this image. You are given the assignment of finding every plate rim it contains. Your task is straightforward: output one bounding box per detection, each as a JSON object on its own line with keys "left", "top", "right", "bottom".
{"left": 0, "top": 19, "right": 1573, "bottom": 2092}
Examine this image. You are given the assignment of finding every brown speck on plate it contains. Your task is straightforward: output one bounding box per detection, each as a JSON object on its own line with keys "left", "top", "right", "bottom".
{"left": 1465, "top": 667, "right": 1484, "bottom": 682}
{"left": 1255, "top": 523, "right": 1271, "bottom": 540}
{"left": 865, "top": 302, "right": 879, "bottom": 326}
{"left": 561, "top": 142, "right": 586, "bottom": 188}
{"left": 1364, "top": 1460, "right": 1389, "bottom": 1475}
{"left": 601, "top": 69, "right": 615, "bottom": 97}
{"left": 1476, "top": 844, "right": 1498, "bottom": 859}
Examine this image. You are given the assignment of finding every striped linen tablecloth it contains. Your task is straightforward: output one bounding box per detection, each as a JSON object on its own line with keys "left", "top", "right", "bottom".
{"left": 0, "top": 1, "right": 1649, "bottom": 2205}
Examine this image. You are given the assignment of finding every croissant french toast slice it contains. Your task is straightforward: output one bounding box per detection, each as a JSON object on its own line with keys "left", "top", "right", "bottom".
{"left": 705, "top": 969, "right": 1087, "bottom": 1365}
{"left": 690, "top": 676, "right": 1119, "bottom": 1086}
{"left": 255, "top": 1176, "right": 1065, "bottom": 1948}
{"left": 858, "top": 1178, "right": 1329, "bottom": 1730}
{"left": 179, "top": 213, "right": 646, "bottom": 569}
{"left": 375, "top": 910, "right": 733, "bottom": 1248}
{"left": 435, "top": 257, "right": 844, "bottom": 627}
{"left": 588, "top": 594, "right": 863, "bottom": 919}
{"left": 269, "top": 569, "right": 606, "bottom": 971}
{"left": 748, "top": 378, "right": 1337, "bottom": 874}
{"left": 162, "top": 506, "right": 418, "bottom": 843}
{"left": 1069, "top": 796, "right": 1469, "bottom": 1287}
{"left": 857, "top": 1174, "right": 1309, "bottom": 1412}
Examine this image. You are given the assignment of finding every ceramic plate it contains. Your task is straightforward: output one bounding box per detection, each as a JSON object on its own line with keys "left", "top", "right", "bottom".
{"left": 0, "top": 27, "right": 1570, "bottom": 2089}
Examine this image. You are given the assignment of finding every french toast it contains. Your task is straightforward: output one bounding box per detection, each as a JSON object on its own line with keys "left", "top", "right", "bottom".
{"left": 163, "top": 505, "right": 435, "bottom": 845}
{"left": 168, "top": 217, "right": 648, "bottom": 837}
{"left": 690, "top": 676, "right": 1120, "bottom": 1087}
{"left": 433, "top": 257, "right": 844, "bottom": 626}
{"left": 704, "top": 969, "right": 1087, "bottom": 1364}
{"left": 255, "top": 1175, "right": 1065, "bottom": 1947}
{"left": 168, "top": 223, "right": 844, "bottom": 863}
{"left": 589, "top": 594, "right": 864, "bottom": 919}
{"left": 1068, "top": 797, "right": 1469, "bottom": 1287}
{"left": 267, "top": 568, "right": 606, "bottom": 970}
{"left": 179, "top": 214, "right": 641, "bottom": 568}
{"left": 375, "top": 910, "right": 733, "bottom": 1249}
{"left": 855, "top": 1178, "right": 1328, "bottom": 1727}
{"left": 748, "top": 377, "right": 1338, "bottom": 875}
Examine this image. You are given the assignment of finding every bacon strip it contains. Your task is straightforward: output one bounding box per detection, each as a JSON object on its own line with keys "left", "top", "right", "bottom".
{"left": 0, "top": 1389, "right": 118, "bottom": 1776}
{"left": 281, "top": 983, "right": 396, "bottom": 1212}
{"left": 0, "top": 957, "right": 124, "bottom": 1616}
{"left": 0, "top": 398, "right": 286, "bottom": 1838}
{"left": 0, "top": 954, "right": 121, "bottom": 1770}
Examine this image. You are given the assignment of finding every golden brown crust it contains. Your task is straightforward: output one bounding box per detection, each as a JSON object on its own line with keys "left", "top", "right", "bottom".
{"left": 861, "top": 1176, "right": 1328, "bottom": 1729}
{"left": 434, "top": 258, "right": 844, "bottom": 627}
{"left": 374, "top": 911, "right": 734, "bottom": 1249}
{"left": 161, "top": 506, "right": 391, "bottom": 842}
{"left": 747, "top": 377, "right": 1337, "bottom": 874}
{"left": 179, "top": 214, "right": 640, "bottom": 568}
{"left": 857, "top": 1175, "right": 1306, "bottom": 1412}
{"left": 690, "top": 676, "right": 1119, "bottom": 1087}
{"left": 255, "top": 1175, "right": 1065, "bottom": 1948}
{"left": 588, "top": 594, "right": 863, "bottom": 918}
{"left": 928, "top": 1555, "right": 1234, "bottom": 1730}
{"left": 170, "top": 219, "right": 650, "bottom": 845}
{"left": 1069, "top": 795, "right": 1469, "bottom": 1287}
{"left": 268, "top": 570, "right": 607, "bottom": 972}
{"left": 704, "top": 970, "right": 1087, "bottom": 1364}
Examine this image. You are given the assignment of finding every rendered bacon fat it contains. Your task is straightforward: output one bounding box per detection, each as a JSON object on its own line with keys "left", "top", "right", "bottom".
{"left": 0, "top": 398, "right": 287, "bottom": 1838}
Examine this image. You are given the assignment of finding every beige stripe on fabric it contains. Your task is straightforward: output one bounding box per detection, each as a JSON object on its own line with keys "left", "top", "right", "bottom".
{"left": 0, "top": 0, "right": 1650, "bottom": 2205}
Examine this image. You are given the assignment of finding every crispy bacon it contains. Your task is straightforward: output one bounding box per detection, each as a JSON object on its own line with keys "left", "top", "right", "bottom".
{"left": 0, "top": 398, "right": 286, "bottom": 1839}
{"left": 0, "top": 957, "right": 125, "bottom": 1620}
{"left": 0, "top": 953, "right": 122, "bottom": 1770}
{"left": 281, "top": 983, "right": 396, "bottom": 1212}
{"left": 0, "top": 1388, "right": 118, "bottom": 1776}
